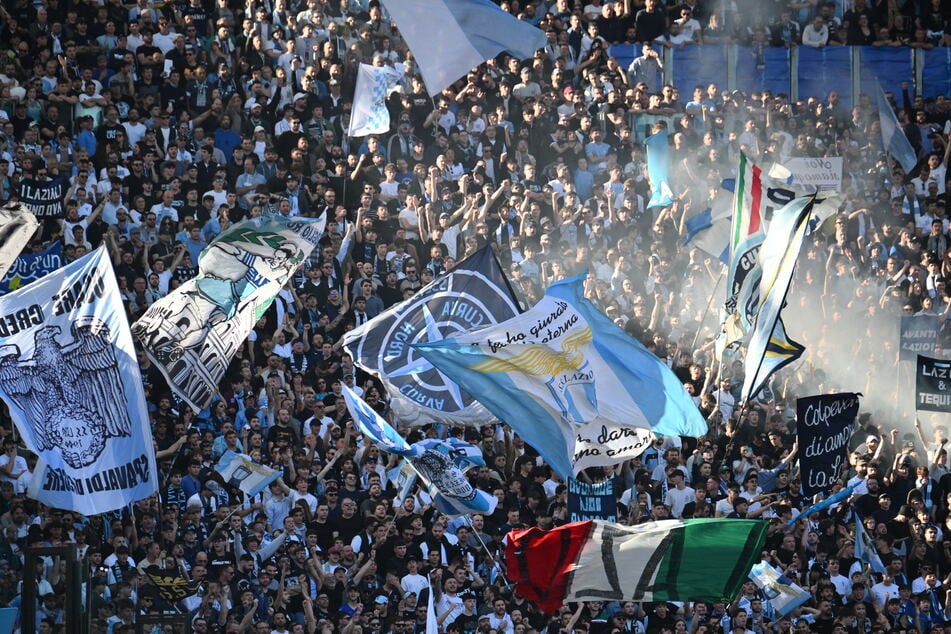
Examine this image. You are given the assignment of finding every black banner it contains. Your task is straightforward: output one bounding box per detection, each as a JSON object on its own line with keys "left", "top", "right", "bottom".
{"left": 916, "top": 355, "right": 951, "bottom": 412}
{"left": 144, "top": 565, "right": 201, "bottom": 602}
{"left": 567, "top": 477, "right": 617, "bottom": 522}
{"left": 797, "top": 392, "right": 860, "bottom": 497}
{"left": 900, "top": 315, "right": 939, "bottom": 362}
{"left": 18, "top": 177, "right": 66, "bottom": 218}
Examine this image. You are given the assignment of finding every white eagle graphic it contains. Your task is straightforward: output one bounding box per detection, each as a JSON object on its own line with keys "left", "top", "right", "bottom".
{"left": 0, "top": 318, "right": 132, "bottom": 469}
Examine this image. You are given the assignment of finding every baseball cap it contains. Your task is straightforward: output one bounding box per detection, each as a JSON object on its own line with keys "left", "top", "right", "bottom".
{"left": 254, "top": 125, "right": 265, "bottom": 133}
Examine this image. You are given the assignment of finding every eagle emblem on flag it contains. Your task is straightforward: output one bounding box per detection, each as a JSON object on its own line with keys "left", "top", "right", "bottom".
{"left": 0, "top": 317, "right": 132, "bottom": 469}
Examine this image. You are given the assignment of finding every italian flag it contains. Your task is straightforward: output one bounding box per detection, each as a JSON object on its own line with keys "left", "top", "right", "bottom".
{"left": 506, "top": 519, "right": 767, "bottom": 614}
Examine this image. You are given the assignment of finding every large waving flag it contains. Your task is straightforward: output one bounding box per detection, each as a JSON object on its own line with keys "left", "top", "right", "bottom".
{"left": 414, "top": 274, "right": 704, "bottom": 478}
{"left": 0, "top": 203, "right": 39, "bottom": 281}
{"left": 506, "top": 519, "right": 766, "bottom": 614}
{"left": 215, "top": 450, "right": 281, "bottom": 498}
{"left": 343, "top": 246, "right": 520, "bottom": 426}
{"left": 133, "top": 215, "right": 324, "bottom": 411}
{"left": 740, "top": 196, "right": 812, "bottom": 401}
{"left": 0, "top": 248, "right": 158, "bottom": 514}
{"left": 0, "top": 241, "right": 62, "bottom": 295}
{"left": 341, "top": 383, "right": 497, "bottom": 517}
{"left": 645, "top": 129, "right": 673, "bottom": 209}
{"left": 380, "top": 0, "right": 546, "bottom": 96}
{"left": 854, "top": 511, "right": 886, "bottom": 573}
{"left": 349, "top": 63, "right": 402, "bottom": 137}
{"left": 876, "top": 83, "right": 918, "bottom": 175}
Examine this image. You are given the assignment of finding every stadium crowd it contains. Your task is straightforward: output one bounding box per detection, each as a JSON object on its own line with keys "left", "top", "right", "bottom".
{"left": 2, "top": 0, "right": 951, "bottom": 633}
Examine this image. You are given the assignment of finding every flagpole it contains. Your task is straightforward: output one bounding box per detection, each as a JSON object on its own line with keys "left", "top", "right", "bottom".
{"left": 463, "top": 514, "right": 511, "bottom": 587}
{"left": 690, "top": 273, "right": 725, "bottom": 352}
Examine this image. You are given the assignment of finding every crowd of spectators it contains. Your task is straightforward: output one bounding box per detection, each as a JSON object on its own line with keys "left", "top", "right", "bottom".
{"left": 3, "top": 0, "right": 951, "bottom": 633}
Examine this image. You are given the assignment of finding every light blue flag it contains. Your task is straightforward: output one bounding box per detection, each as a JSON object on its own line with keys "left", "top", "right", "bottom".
{"left": 787, "top": 485, "right": 855, "bottom": 526}
{"left": 741, "top": 196, "right": 812, "bottom": 401}
{"left": 215, "top": 450, "right": 280, "bottom": 498}
{"left": 341, "top": 384, "right": 498, "bottom": 517}
{"left": 645, "top": 129, "right": 673, "bottom": 209}
{"left": 381, "top": 0, "right": 546, "bottom": 96}
{"left": 684, "top": 179, "right": 735, "bottom": 264}
{"left": 684, "top": 208, "right": 731, "bottom": 264}
{"left": 854, "top": 511, "right": 887, "bottom": 573}
{"left": 748, "top": 562, "right": 811, "bottom": 616}
{"left": 414, "top": 274, "right": 705, "bottom": 478}
{"left": 876, "top": 83, "right": 918, "bottom": 175}
{"left": 342, "top": 383, "right": 412, "bottom": 453}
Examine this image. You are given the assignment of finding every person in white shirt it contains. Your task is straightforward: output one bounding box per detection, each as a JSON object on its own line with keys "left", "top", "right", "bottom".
{"left": 802, "top": 15, "right": 829, "bottom": 47}
{"left": 911, "top": 566, "right": 941, "bottom": 595}
{"left": 871, "top": 573, "right": 901, "bottom": 609}
{"left": 400, "top": 556, "right": 429, "bottom": 596}
{"left": 487, "top": 598, "right": 516, "bottom": 634}
{"left": 664, "top": 469, "right": 696, "bottom": 518}
{"left": 674, "top": 7, "right": 703, "bottom": 43}
{"left": 827, "top": 559, "right": 851, "bottom": 596}
{"left": 0, "top": 441, "right": 29, "bottom": 493}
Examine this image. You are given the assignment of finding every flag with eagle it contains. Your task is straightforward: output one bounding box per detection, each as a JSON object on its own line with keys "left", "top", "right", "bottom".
{"left": 0, "top": 247, "right": 157, "bottom": 514}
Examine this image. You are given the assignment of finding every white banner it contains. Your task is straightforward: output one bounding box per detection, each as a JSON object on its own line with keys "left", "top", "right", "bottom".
{"left": 0, "top": 248, "right": 158, "bottom": 514}
{"left": 769, "top": 157, "right": 843, "bottom": 191}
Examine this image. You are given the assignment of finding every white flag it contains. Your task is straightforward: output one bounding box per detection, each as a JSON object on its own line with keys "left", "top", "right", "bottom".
{"left": 349, "top": 64, "right": 401, "bottom": 137}
{"left": 0, "top": 248, "right": 158, "bottom": 514}
{"left": 0, "top": 203, "right": 39, "bottom": 281}
{"left": 215, "top": 450, "right": 280, "bottom": 497}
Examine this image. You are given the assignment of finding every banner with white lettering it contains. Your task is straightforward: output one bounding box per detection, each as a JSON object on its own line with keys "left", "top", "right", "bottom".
{"left": 0, "top": 241, "right": 62, "bottom": 295}
{"left": 900, "top": 315, "right": 939, "bottom": 362}
{"left": 0, "top": 247, "right": 158, "bottom": 514}
{"left": 916, "top": 355, "right": 951, "bottom": 413}
{"left": 567, "top": 477, "right": 618, "bottom": 522}
{"left": 18, "top": 177, "right": 67, "bottom": 218}
{"left": 796, "top": 392, "right": 860, "bottom": 497}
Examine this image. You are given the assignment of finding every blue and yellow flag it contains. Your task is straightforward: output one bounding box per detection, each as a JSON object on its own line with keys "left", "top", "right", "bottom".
{"left": 414, "top": 275, "right": 705, "bottom": 478}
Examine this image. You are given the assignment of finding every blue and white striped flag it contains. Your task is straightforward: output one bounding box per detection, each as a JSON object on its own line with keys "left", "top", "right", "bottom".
{"left": 414, "top": 274, "right": 704, "bottom": 478}
{"left": 380, "top": 0, "right": 546, "bottom": 96}
{"left": 349, "top": 63, "right": 402, "bottom": 137}
{"left": 342, "top": 384, "right": 497, "bottom": 517}
{"left": 645, "top": 129, "right": 673, "bottom": 208}
{"left": 215, "top": 450, "right": 280, "bottom": 497}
